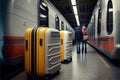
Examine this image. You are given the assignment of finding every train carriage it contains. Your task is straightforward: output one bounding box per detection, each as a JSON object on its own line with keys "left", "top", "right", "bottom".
{"left": 0, "top": 0, "right": 74, "bottom": 79}
{"left": 87, "top": 0, "right": 120, "bottom": 60}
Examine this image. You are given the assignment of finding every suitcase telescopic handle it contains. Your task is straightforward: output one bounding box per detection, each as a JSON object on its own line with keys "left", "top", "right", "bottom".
{"left": 25, "top": 40, "right": 28, "bottom": 51}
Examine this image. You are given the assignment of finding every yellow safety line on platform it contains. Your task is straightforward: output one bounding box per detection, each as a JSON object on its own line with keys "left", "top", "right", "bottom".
{"left": 96, "top": 53, "right": 111, "bottom": 70}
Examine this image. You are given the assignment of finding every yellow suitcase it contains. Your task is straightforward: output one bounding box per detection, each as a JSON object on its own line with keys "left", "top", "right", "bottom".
{"left": 25, "top": 27, "right": 61, "bottom": 79}
{"left": 60, "top": 30, "right": 73, "bottom": 63}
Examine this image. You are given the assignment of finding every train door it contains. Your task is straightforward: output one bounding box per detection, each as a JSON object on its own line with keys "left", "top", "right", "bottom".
{"left": 38, "top": 0, "right": 48, "bottom": 27}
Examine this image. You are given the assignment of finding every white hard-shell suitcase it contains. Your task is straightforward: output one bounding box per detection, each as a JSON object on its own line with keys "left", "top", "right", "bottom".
{"left": 60, "top": 30, "right": 73, "bottom": 63}
{"left": 25, "top": 27, "right": 61, "bottom": 79}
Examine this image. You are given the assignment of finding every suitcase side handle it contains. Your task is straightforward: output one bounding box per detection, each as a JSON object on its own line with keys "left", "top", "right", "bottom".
{"left": 25, "top": 40, "right": 28, "bottom": 51}
{"left": 40, "top": 39, "right": 42, "bottom": 46}
{"left": 61, "top": 39, "right": 63, "bottom": 45}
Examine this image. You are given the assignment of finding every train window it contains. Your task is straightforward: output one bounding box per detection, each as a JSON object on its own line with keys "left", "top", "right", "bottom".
{"left": 107, "top": 0, "right": 113, "bottom": 34}
{"left": 97, "top": 9, "right": 101, "bottom": 35}
{"left": 38, "top": 0, "right": 48, "bottom": 27}
{"left": 61, "top": 21, "right": 64, "bottom": 30}
{"left": 55, "top": 16, "right": 60, "bottom": 30}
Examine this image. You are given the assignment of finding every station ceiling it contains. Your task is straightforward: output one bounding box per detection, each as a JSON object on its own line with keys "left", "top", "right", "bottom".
{"left": 50, "top": 0, "right": 98, "bottom": 28}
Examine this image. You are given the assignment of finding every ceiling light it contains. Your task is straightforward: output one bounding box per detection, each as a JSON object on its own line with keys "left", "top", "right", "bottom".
{"left": 109, "top": 8, "right": 113, "bottom": 12}
{"left": 40, "top": 14, "right": 47, "bottom": 18}
{"left": 42, "top": 2, "right": 47, "bottom": 7}
{"left": 40, "top": 5, "right": 46, "bottom": 11}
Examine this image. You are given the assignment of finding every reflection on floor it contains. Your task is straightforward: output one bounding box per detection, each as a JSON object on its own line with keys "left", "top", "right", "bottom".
{"left": 11, "top": 44, "right": 120, "bottom": 80}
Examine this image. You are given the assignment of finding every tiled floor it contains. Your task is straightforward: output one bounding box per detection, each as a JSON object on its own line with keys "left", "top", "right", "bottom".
{"left": 11, "top": 44, "right": 120, "bottom": 80}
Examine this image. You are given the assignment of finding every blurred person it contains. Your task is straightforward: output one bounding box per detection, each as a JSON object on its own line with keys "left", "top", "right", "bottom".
{"left": 74, "top": 25, "right": 83, "bottom": 54}
{"left": 82, "top": 25, "right": 88, "bottom": 53}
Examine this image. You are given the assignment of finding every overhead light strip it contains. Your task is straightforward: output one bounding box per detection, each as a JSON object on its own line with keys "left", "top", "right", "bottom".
{"left": 73, "top": 6, "right": 78, "bottom": 15}
{"left": 71, "top": 0, "right": 76, "bottom": 5}
{"left": 75, "top": 15, "right": 80, "bottom": 26}
{"left": 71, "top": 0, "right": 80, "bottom": 26}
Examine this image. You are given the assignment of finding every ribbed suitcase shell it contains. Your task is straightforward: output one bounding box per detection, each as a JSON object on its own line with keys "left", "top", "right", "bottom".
{"left": 25, "top": 27, "right": 61, "bottom": 78}
{"left": 60, "top": 30, "right": 73, "bottom": 63}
